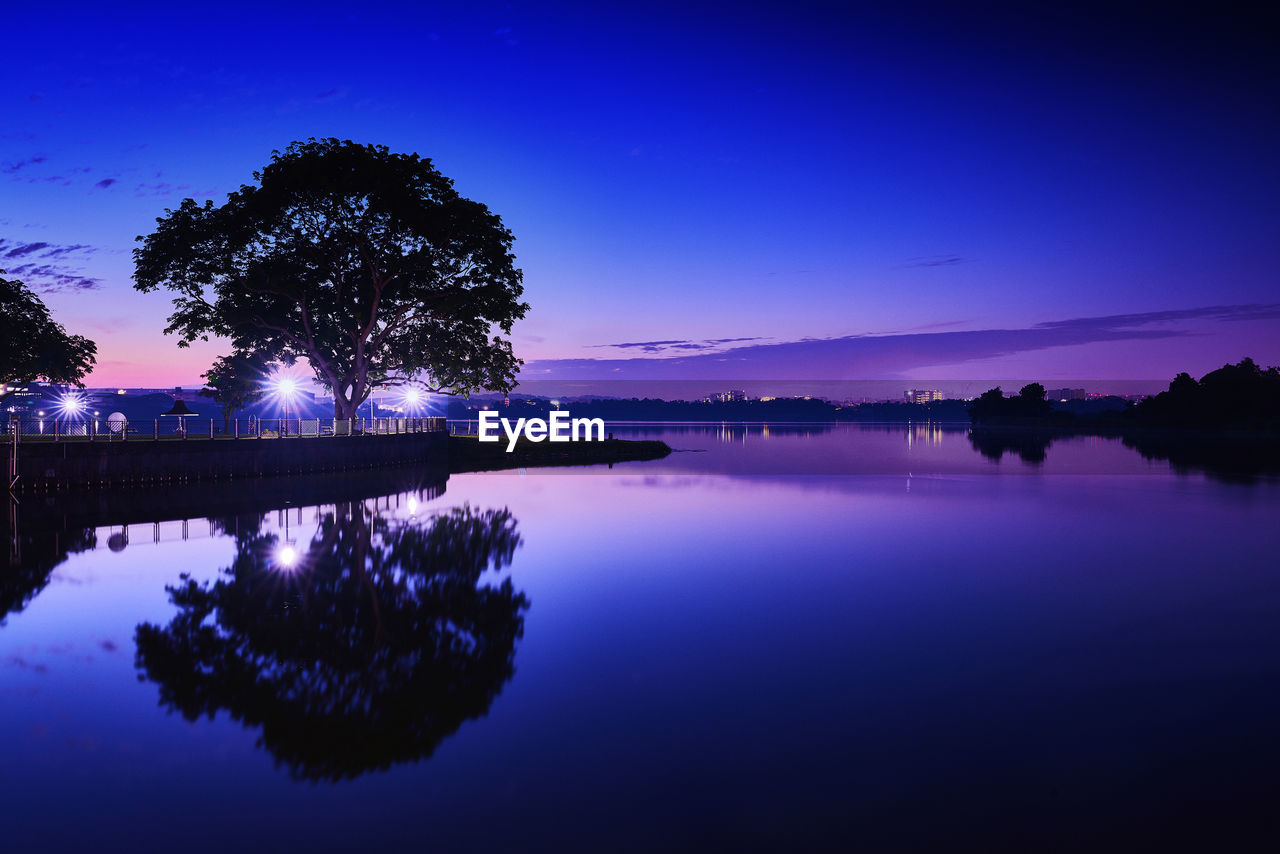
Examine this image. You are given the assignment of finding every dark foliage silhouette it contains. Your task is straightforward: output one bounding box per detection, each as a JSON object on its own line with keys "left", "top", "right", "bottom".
{"left": 1135, "top": 358, "right": 1280, "bottom": 429}
{"left": 135, "top": 503, "right": 527, "bottom": 781}
{"left": 133, "top": 138, "right": 528, "bottom": 417}
{"left": 1, "top": 527, "right": 96, "bottom": 624}
{"left": 0, "top": 271, "right": 97, "bottom": 394}
{"left": 968, "top": 383, "right": 1055, "bottom": 425}
{"left": 200, "top": 352, "right": 274, "bottom": 433}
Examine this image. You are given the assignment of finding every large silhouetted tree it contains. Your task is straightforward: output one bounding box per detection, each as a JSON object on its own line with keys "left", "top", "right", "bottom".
{"left": 134, "top": 503, "right": 528, "bottom": 781}
{"left": 0, "top": 272, "right": 97, "bottom": 398}
{"left": 133, "top": 138, "right": 529, "bottom": 418}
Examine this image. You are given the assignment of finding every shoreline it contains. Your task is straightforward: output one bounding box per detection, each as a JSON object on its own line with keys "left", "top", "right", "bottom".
{"left": 447, "top": 435, "right": 671, "bottom": 472}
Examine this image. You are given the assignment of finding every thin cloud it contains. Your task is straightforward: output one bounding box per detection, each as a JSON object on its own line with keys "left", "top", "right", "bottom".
{"left": 591, "top": 336, "right": 769, "bottom": 355}
{"left": 902, "top": 255, "right": 969, "bottom": 268}
{"left": 133, "top": 181, "right": 191, "bottom": 197}
{"left": 525, "top": 304, "right": 1278, "bottom": 380}
{"left": 94, "top": 177, "right": 117, "bottom": 189}
{"left": 1036, "top": 304, "right": 1280, "bottom": 328}
{"left": 591, "top": 340, "right": 692, "bottom": 353}
{"left": 3, "top": 241, "right": 51, "bottom": 258}
{"left": 0, "top": 238, "right": 102, "bottom": 292}
{"left": 2, "top": 156, "right": 47, "bottom": 174}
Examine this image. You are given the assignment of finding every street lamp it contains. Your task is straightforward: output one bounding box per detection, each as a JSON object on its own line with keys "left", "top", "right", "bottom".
{"left": 271, "top": 375, "right": 299, "bottom": 437}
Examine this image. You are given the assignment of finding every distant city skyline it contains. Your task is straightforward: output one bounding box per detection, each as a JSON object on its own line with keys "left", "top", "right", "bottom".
{"left": 4, "top": 1, "right": 1277, "bottom": 386}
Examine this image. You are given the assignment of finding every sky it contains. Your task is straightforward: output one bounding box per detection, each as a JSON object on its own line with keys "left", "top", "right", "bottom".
{"left": 3, "top": 0, "right": 1278, "bottom": 388}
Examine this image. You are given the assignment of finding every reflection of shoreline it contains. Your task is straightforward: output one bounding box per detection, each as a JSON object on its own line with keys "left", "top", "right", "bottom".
{"left": 2, "top": 467, "right": 452, "bottom": 625}
{"left": 969, "top": 426, "right": 1280, "bottom": 482}
{"left": 7, "top": 464, "right": 449, "bottom": 536}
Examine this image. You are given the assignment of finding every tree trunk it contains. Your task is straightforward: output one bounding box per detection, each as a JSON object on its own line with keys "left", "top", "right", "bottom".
{"left": 333, "top": 396, "right": 362, "bottom": 420}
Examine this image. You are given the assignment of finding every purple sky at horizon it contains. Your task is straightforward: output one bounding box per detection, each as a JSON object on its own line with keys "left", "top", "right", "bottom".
{"left": 3, "top": 1, "right": 1278, "bottom": 387}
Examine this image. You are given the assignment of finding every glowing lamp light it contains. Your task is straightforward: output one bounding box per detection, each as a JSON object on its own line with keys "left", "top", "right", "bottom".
{"left": 407, "top": 496, "right": 419, "bottom": 515}
{"left": 275, "top": 377, "right": 298, "bottom": 396}
{"left": 275, "top": 543, "right": 299, "bottom": 569}
{"left": 56, "top": 393, "right": 87, "bottom": 417}
{"left": 405, "top": 388, "right": 421, "bottom": 406}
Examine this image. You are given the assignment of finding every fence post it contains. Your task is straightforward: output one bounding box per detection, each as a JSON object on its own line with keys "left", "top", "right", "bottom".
{"left": 210, "top": 418, "right": 214, "bottom": 440}
{"left": 89, "top": 418, "right": 95, "bottom": 442}
{"left": 235, "top": 419, "right": 239, "bottom": 439}
{"left": 154, "top": 419, "right": 158, "bottom": 440}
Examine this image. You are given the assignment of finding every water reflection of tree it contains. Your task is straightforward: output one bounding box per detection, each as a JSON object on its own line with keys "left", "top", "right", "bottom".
{"left": 135, "top": 503, "right": 528, "bottom": 782}
{"left": 967, "top": 429, "right": 1054, "bottom": 464}
{"left": 1122, "top": 433, "right": 1280, "bottom": 484}
{"left": 2, "top": 527, "right": 97, "bottom": 625}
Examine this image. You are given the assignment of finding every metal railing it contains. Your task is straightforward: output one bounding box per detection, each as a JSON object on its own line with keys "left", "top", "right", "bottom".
{"left": 4, "top": 416, "right": 446, "bottom": 443}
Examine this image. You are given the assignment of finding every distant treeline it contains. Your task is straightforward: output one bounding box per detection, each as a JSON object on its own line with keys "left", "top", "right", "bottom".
{"left": 969, "top": 358, "right": 1280, "bottom": 430}
{"left": 449, "top": 396, "right": 973, "bottom": 423}
{"left": 447, "top": 358, "right": 1279, "bottom": 432}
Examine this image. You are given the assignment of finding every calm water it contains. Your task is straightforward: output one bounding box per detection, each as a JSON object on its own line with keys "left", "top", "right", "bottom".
{"left": 3, "top": 424, "right": 1279, "bottom": 851}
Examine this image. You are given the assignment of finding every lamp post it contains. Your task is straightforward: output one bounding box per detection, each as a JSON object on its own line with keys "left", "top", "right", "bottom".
{"left": 273, "top": 376, "right": 298, "bottom": 437}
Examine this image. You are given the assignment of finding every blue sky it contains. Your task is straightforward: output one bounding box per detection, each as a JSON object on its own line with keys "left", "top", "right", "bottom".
{"left": 3, "top": 1, "right": 1277, "bottom": 385}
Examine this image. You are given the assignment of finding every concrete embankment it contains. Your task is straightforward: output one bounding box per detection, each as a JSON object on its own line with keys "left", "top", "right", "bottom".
{"left": 8, "top": 431, "right": 447, "bottom": 492}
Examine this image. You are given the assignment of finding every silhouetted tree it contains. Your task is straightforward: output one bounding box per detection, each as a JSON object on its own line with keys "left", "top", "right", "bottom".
{"left": 134, "top": 503, "right": 528, "bottom": 781}
{"left": 134, "top": 138, "right": 529, "bottom": 418}
{"left": 969, "top": 383, "right": 1056, "bottom": 424}
{"left": 200, "top": 352, "right": 273, "bottom": 433}
{"left": 1136, "top": 358, "right": 1280, "bottom": 429}
{"left": 0, "top": 272, "right": 97, "bottom": 397}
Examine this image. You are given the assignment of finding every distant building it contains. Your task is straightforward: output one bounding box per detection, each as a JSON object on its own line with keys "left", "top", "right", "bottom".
{"left": 706, "top": 389, "right": 748, "bottom": 403}
{"left": 1045, "top": 387, "right": 1087, "bottom": 401}
{"left": 905, "top": 389, "right": 945, "bottom": 404}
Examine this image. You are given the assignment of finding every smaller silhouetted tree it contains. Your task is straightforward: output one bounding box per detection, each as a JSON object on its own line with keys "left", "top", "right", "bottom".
{"left": 200, "top": 353, "right": 273, "bottom": 432}
{"left": 0, "top": 272, "right": 97, "bottom": 397}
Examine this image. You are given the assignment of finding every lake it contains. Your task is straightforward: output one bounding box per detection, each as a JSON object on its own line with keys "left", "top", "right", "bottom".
{"left": 4, "top": 423, "right": 1278, "bottom": 851}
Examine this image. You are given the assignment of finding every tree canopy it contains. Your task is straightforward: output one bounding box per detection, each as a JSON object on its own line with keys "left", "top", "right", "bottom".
{"left": 969, "top": 383, "right": 1054, "bottom": 425}
{"left": 0, "top": 271, "right": 97, "bottom": 395}
{"left": 133, "top": 138, "right": 529, "bottom": 418}
{"left": 1135, "top": 357, "right": 1280, "bottom": 429}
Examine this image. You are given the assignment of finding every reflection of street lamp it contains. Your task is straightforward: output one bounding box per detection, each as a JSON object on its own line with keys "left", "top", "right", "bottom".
{"left": 275, "top": 508, "right": 299, "bottom": 570}
{"left": 275, "top": 542, "right": 299, "bottom": 569}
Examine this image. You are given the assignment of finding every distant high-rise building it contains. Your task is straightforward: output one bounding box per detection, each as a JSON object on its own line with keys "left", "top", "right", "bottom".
{"left": 1045, "top": 387, "right": 1087, "bottom": 401}
{"left": 707, "top": 389, "right": 748, "bottom": 403}
{"left": 905, "top": 389, "right": 945, "bottom": 404}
